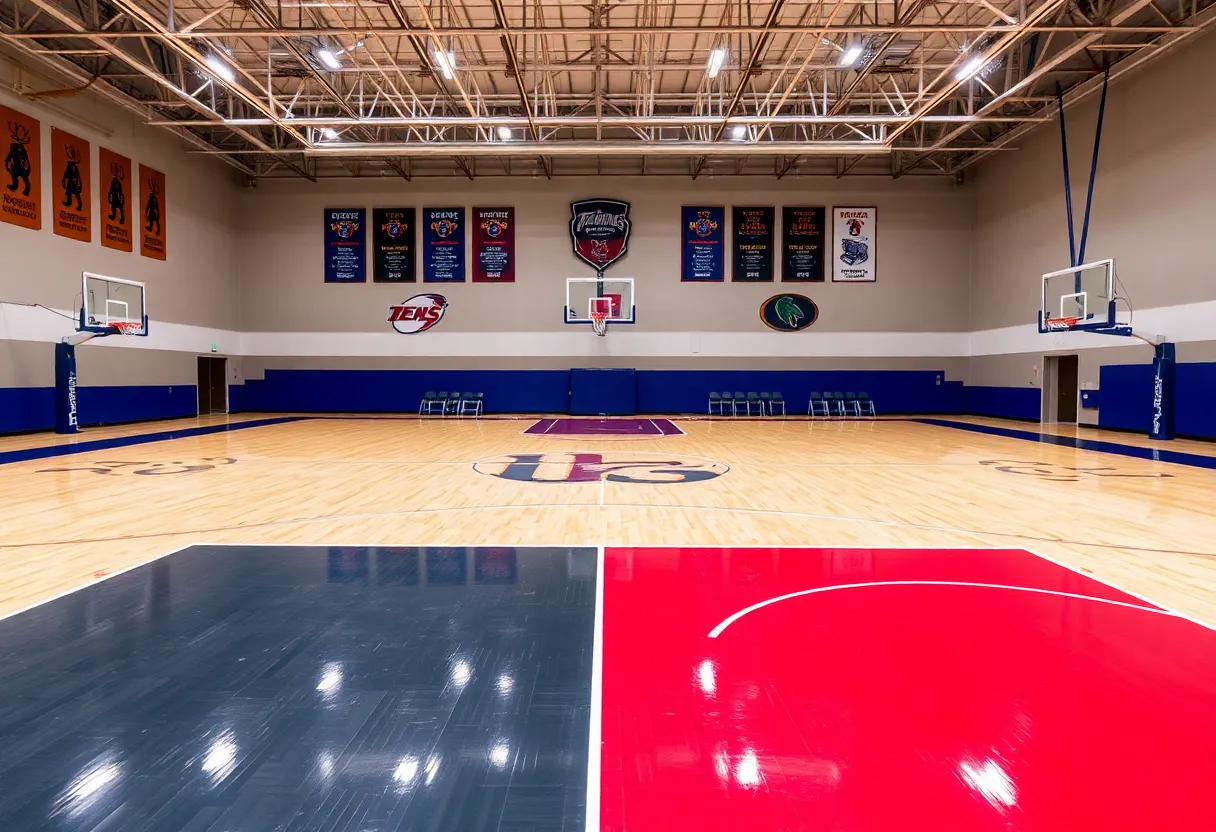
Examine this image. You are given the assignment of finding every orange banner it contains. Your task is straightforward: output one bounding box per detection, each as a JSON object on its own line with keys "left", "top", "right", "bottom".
{"left": 1, "top": 105, "right": 42, "bottom": 230}
{"left": 51, "top": 127, "right": 91, "bottom": 242}
{"left": 99, "top": 147, "right": 132, "bottom": 252}
{"left": 139, "top": 164, "right": 166, "bottom": 260}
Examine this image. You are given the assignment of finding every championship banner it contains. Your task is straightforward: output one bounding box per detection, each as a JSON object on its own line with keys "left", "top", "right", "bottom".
{"left": 472, "top": 206, "right": 514, "bottom": 282}
{"left": 51, "top": 127, "right": 90, "bottom": 242}
{"left": 138, "top": 164, "right": 167, "bottom": 260}
{"left": 832, "top": 206, "right": 877, "bottom": 282}
{"left": 1, "top": 104, "right": 41, "bottom": 230}
{"left": 373, "top": 207, "right": 416, "bottom": 282}
{"left": 324, "top": 207, "right": 366, "bottom": 282}
{"left": 681, "top": 206, "right": 724, "bottom": 282}
{"left": 732, "top": 206, "right": 774, "bottom": 282}
{"left": 423, "top": 207, "right": 466, "bottom": 282}
{"left": 782, "top": 206, "right": 825, "bottom": 282}
{"left": 99, "top": 147, "right": 132, "bottom": 252}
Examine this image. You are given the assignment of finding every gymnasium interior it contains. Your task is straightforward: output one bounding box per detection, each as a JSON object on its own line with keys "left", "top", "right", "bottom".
{"left": 0, "top": 0, "right": 1214, "bottom": 829}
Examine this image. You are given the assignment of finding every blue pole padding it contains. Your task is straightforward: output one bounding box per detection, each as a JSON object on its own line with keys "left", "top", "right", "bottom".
{"left": 1150, "top": 342, "right": 1175, "bottom": 441}
{"left": 1056, "top": 81, "right": 1077, "bottom": 268}
{"left": 54, "top": 342, "right": 80, "bottom": 434}
{"left": 1076, "top": 67, "right": 1110, "bottom": 266}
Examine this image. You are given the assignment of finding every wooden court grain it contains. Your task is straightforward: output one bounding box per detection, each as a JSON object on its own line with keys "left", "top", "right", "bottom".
{"left": 2, "top": 414, "right": 1215, "bottom": 627}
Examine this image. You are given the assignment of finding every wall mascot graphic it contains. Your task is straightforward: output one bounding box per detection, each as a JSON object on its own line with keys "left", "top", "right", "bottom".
{"left": 144, "top": 177, "right": 161, "bottom": 235}
{"left": 5, "top": 121, "right": 32, "bottom": 197}
{"left": 60, "top": 144, "right": 83, "bottom": 210}
{"left": 847, "top": 218, "right": 864, "bottom": 237}
{"left": 107, "top": 162, "right": 126, "bottom": 224}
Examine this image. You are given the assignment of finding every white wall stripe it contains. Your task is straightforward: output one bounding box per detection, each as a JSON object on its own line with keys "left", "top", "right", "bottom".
{"left": 3, "top": 299, "right": 1213, "bottom": 359}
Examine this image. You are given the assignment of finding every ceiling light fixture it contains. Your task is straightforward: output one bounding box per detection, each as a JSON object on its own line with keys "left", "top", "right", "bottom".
{"left": 730, "top": 124, "right": 747, "bottom": 141}
{"left": 320, "top": 127, "right": 340, "bottom": 141}
{"left": 316, "top": 48, "right": 341, "bottom": 71}
{"left": 839, "top": 43, "right": 864, "bottom": 67}
{"left": 433, "top": 50, "right": 457, "bottom": 80}
{"left": 707, "top": 47, "right": 727, "bottom": 79}
{"left": 956, "top": 54, "right": 987, "bottom": 81}
{"left": 497, "top": 126, "right": 512, "bottom": 141}
{"left": 204, "top": 53, "right": 236, "bottom": 83}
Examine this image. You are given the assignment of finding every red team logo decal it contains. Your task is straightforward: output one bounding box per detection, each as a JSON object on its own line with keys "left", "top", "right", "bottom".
{"left": 389, "top": 293, "right": 448, "bottom": 334}
{"left": 473, "top": 451, "right": 728, "bottom": 483}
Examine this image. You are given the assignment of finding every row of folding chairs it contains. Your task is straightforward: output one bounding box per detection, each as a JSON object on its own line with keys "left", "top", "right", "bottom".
{"left": 808, "top": 391, "right": 876, "bottom": 417}
{"left": 708, "top": 392, "right": 786, "bottom": 416}
{"left": 419, "top": 391, "right": 484, "bottom": 417}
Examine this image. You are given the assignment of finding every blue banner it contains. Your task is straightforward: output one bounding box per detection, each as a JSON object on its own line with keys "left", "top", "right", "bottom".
{"left": 423, "top": 207, "right": 466, "bottom": 282}
{"left": 323, "top": 208, "right": 366, "bottom": 283}
{"left": 681, "top": 206, "right": 725, "bottom": 282}
{"left": 732, "top": 206, "right": 775, "bottom": 282}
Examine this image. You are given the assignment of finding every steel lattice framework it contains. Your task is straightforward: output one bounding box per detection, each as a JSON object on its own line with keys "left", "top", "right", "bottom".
{"left": 1, "top": 0, "right": 1212, "bottom": 179}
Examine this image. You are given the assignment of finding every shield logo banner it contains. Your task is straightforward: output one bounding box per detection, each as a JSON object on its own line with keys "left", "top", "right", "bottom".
{"left": 570, "top": 199, "right": 631, "bottom": 273}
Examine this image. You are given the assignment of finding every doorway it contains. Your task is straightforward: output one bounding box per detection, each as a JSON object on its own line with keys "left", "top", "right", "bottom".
{"left": 197, "top": 356, "right": 228, "bottom": 415}
{"left": 1042, "top": 354, "right": 1078, "bottom": 424}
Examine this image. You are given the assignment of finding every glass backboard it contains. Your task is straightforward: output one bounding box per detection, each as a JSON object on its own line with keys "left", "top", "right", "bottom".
{"left": 1039, "top": 259, "right": 1115, "bottom": 332}
{"left": 81, "top": 272, "right": 147, "bottom": 335}
{"left": 565, "top": 277, "right": 636, "bottom": 325}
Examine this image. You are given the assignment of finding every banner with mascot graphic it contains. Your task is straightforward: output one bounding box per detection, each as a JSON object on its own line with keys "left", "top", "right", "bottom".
{"left": 423, "top": 207, "right": 466, "bottom": 282}
{"left": 681, "top": 206, "right": 725, "bottom": 282}
{"left": 472, "top": 207, "right": 514, "bottom": 282}
{"left": 99, "top": 147, "right": 132, "bottom": 252}
{"left": 1, "top": 104, "right": 41, "bottom": 230}
{"left": 373, "top": 207, "right": 416, "bottom": 282}
{"left": 324, "top": 207, "right": 366, "bottom": 282}
{"left": 832, "top": 206, "right": 877, "bottom": 282}
{"left": 51, "top": 128, "right": 91, "bottom": 242}
{"left": 139, "top": 164, "right": 167, "bottom": 260}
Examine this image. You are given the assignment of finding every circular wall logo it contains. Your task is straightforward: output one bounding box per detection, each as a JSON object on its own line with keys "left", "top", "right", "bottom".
{"left": 474, "top": 451, "right": 728, "bottom": 484}
{"left": 760, "top": 294, "right": 818, "bottom": 332}
{"left": 389, "top": 293, "right": 448, "bottom": 334}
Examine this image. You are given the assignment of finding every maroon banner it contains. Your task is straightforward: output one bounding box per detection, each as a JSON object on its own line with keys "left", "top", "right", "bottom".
{"left": 472, "top": 206, "right": 515, "bottom": 282}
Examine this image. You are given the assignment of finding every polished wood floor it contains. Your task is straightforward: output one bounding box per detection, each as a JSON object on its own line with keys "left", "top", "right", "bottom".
{"left": 3, "top": 414, "right": 1216, "bottom": 627}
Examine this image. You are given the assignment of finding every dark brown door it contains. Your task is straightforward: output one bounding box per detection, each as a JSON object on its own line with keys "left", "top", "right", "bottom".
{"left": 1057, "top": 354, "right": 1078, "bottom": 423}
{"left": 209, "top": 357, "right": 228, "bottom": 413}
{"left": 197, "top": 357, "right": 211, "bottom": 415}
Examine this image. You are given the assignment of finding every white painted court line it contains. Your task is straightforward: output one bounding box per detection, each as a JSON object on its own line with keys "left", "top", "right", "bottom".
{"left": 1025, "top": 547, "right": 1216, "bottom": 633}
{"left": 707, "top": 580, "right": 1180, "bottom": 639}
{"left": 586, "top": 544, "right": 605, "bottom": 832}
{"left": 0, "top": 542, "right": 196, "bottom": 624}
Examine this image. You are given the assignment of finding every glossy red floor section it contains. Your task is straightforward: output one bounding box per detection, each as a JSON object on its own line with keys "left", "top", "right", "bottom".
{"left": 600, "top": 548, "right": 1216, "bottom": 831}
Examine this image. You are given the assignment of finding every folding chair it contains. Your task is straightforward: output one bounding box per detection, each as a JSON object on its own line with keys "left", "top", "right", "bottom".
{"left": 769, "top": 392, "right": 786, "bottom": 416}
{"left": 857, "top": 392, "right": 876, "bottom": 416}
{"left": 733, "top": 392, "right": 748, "bottom": 415}
{"left": 719, "top": 392, "right": 733, "bottom": 415}
{"left": 459, "top": 392, "right": 483, "bottom": 417}
{"left": 808, "top": 392, "right": 829, "bottom": 417}
{"left": 428, "top": 391, "right": 449, "bottom": 415}
{"left": 419, "top": 391, "right": 438, "bottom": 415}
{"left": 843, "top": 392, "right": 861, "bottom": 417}
{"left": 826, "top": 393, "right": 845, "bottom": 417}
{"left": 708, "top": 392, "right": 723, "bottom": 415}
{"left": 444, "top": 391, "right": 461, "bottom": 415}
{"left": 759, "top": 392, "right": 772, "bottom": 416}
{"left": 745, "top": 392, "right": 762, "bottom": 415}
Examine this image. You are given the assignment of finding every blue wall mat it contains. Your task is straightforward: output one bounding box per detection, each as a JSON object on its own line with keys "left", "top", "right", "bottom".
{"left": 0, "top": 385, "right": 196, "bottom": 433}
{"left": 966, "top": 386, "right": 1041, "bottom": 421}
{"left": 241, "top": 369, "right": 571, "bottom": 414}
{"left": 0, "top": 387, "right": 54, "bottom": 433}
{"left": 635, "top": 370, "right": 954, "bottom": 414}
{"left": 570, "top": 369, "right": 636, "bottom": 415}
{"left": 1174, "top": 363, "right": 1216, "bottom": 440}
{"left": 1098, "top": 364, "right": 1154, "bottom": 433}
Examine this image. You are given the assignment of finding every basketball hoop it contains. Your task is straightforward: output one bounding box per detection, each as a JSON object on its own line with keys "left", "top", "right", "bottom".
{"left": 109, "top": 321, "right": 143, "bottom": 337}
{"left": 590, "top": 311, "right": 608, "bottom": 337}
{"left": 1044, "top": 317, "right": 1080, "bottom": 332}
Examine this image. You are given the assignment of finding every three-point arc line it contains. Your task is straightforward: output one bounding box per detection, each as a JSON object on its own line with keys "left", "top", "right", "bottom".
{"left": 706, "top": 580, "right": 1181, "bottom": 639}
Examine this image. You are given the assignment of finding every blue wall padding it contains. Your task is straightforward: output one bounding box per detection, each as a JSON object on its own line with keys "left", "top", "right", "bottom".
{"left": 571, "top": 369, "right": 636, "bottom": 415}
{"left": 966, "top": 386, "right": 1042, "bottom": 421}
{"left": 240, "top": 369, "right": 571, "bottom": 414}
{"left": 0, "top": 385, "right": 196, "bottom": 433}
{"left": 1175, "top": 363, "right": 1216, "bottom": 440}
{"left": 1098, "top": 364, "right": 1154, "bottom": 433}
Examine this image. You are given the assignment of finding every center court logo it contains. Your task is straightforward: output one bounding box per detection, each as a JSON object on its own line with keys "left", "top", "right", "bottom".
{"left": 474, "top": 452, "right": 728, "bottom": 484}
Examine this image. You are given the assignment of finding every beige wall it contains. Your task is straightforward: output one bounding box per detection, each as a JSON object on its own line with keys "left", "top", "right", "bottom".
{"left": 238, "top": 176, "right": 971, "bottom": 336}
{"left": 0, "top": 55, "right": 240, "bottom": 389}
